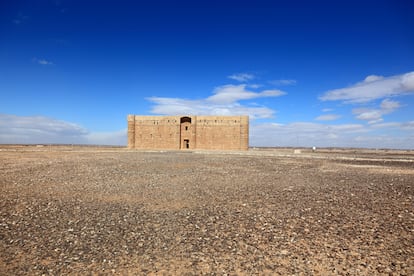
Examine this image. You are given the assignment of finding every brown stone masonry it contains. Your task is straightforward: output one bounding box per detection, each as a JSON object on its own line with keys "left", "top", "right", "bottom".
{"left": 127, "top": 115, "right": 249, "bottom": 150}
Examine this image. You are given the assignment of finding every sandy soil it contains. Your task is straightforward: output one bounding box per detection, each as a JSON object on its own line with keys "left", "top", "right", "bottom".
{"left": 0, "top": 145, "right": 413, "bottom": 275}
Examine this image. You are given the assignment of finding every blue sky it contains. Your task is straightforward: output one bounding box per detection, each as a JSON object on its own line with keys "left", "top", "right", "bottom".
{"left": 1, "top": 0, "right": 413, "bottom": 148}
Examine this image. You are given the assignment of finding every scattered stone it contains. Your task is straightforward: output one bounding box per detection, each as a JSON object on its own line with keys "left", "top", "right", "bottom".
{"left": 0, "top": 145, "right": 413, "bottom": 274}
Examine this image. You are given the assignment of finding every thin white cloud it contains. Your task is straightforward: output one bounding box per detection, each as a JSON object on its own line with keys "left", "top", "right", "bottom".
{"left": 269, "top": 79, "right": 297, "bottom": 86}
{"left": 322, "top": 108, "right": 334, "bottom": 112}
{"left": 250, "top": 122, "right": 366, "bottom": 147}
{"left": 401, "top": 121, "right": 414, "bottom": 130}
{"left": 371, "top": 122, "right": 405, "bottom": 129}
{"left": 371, "top": 121, "right": 414, "bottom": 131}
{"left": 315, "top": 114, "right": 341, "bottom": 121}
{"left": 250, "top": 121, "right": 414, "bottom": 149}
{"left": 38, "top": 59, "right": 53, "bottom": 65}
{"left": 148, "top": 84, "right": 286, "bottom": 119}
{"left": 32, "top": 57, "right": 54, "bottom": 65}
{"left": 320, "top": 71, "right": 414, "bottom": 103}
{"left": 85, "top": 129, "right": 127, "bottom": 145}
{"left": 247, "top": 84, "right": 262, "bottom": 89}
{"left": 207, "top": 84, "right": 285, "bottom": 104}
{"left": 0, "top": 114, "right": 88, "bottom": 144}
{"left": 380, "top": 98, "right": 401, "bottom": 111}
{"left": 0, "top": 114, "right": 126, "bottom": 145}
{"left": 13, "top": 13, "right": 29, "bottom": 25}
{"left": 228, "top": 73, "right": 255, "bottom": 82}
{"left": 352, "top": 99, "right": 401, "bottom": 124}
{"left": 353, "top": 109, "right": 383, "bottom": 124}
{"left": 364, "top": 75, "right": 383, "bottom": 83}
{"left": 148, "top": 97, "right": 276, "bottom": 119}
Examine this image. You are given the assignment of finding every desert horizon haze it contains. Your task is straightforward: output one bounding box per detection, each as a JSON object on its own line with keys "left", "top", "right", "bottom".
{"left": 0, "top": 1, "right": 413, "bottom": 149}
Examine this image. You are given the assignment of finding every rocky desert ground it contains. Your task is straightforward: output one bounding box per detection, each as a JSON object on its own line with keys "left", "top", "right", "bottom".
{"left": 0, "top": 145, "right": 413, "bottom": 275}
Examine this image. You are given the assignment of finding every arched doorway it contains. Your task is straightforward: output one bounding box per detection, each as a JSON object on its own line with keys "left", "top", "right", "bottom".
{"left": 180, "top": 116, "right": 192, "bottom": 149}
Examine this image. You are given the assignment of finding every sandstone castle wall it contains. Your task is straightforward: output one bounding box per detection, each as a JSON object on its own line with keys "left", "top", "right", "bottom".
{"left": 127, "top": 115, "right": 249, "bottom": 150}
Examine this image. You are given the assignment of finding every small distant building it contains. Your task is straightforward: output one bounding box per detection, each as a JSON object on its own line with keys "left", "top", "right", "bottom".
{"left": 127, "top": 115, "right": 249, "bottom": 150}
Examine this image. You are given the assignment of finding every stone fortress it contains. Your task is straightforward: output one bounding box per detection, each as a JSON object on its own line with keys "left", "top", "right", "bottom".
{"left": 127, "top": 115, "right": 249, "bottom": 150}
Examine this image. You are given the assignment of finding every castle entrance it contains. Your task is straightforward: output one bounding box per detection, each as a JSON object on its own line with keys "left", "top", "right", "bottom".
{"left": 180, "top": 116, "right": 192, "bottom": 149}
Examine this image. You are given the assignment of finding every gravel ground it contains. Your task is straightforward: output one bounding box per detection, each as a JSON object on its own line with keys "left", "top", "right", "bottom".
{"left": 0, "top": 145, "right": 413, "bottom": 275}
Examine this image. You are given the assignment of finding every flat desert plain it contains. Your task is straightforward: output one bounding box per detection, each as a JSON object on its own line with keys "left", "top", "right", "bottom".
{"left": 0, "top": 145, "right": 413, "bottom": 275}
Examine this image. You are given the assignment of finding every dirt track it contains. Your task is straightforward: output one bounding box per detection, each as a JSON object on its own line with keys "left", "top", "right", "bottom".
{"left": 1, "top": 146, "right": 413, "bottom": 275}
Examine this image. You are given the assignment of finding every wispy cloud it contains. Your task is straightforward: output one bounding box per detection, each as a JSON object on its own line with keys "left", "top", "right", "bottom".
{"left": 13, "top": 13, "right": 29, "bottom": 25}
{"left": 251, "top": 122, "right": 365, "bottom": 147}
{"left": 247, "top": 84, "right": 262, "bottom": 89}
{"left": 401, "top": 121, "right": 414, "bottom": 131}
{"left": 315, "top": 114, "right": 341, "bottom": 121}
{"left": 370, "top": 121, "right": 414, "bottom": 131}
{"left": 148, "top": 98, "right": 276, "bottom": 119}
{"left": 319, "top": 71, "right": 414, "bottom": 103}
{"left": 32, "top": 57, "right": 54, "bottom": 65}
{"left": 0, "top": 114, "right": 126, "bottom": 145}
{"left": 352, "top": 99, "right": 401, "bottom": 124}
{"left": 147, "top": 84, "right": 286, "bottom": 119}
{"left": 269, "top": 79, "right": 297, "bottom": 86}
{"left": 352, "top": 109, "right": 383, "bottom": 124}
{"left": 250, "top": 121, "right": 414, "bottom": 149}
{"left": 228, "top": 73, "right": 255, "bottom": 82}
{"left": 0, "top": 114, "right": 88, "bottom": 144}
{"left": 380, "top": 98, "right": 401, "bottom": 110}
{"left": 207, "top": 84, "right": 285, "bottom": 104}
{"left": 85, "top": 129, "right": 127, "bottom": 145}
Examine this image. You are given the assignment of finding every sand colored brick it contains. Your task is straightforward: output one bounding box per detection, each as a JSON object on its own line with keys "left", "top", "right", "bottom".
{"left": 127, "top": 115, "right": 249, "bottom": 150}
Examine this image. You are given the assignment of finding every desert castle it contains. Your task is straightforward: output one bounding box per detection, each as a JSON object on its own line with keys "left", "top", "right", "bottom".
{"left": 127, "top": 115, "right": 249, "bottom": 150}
